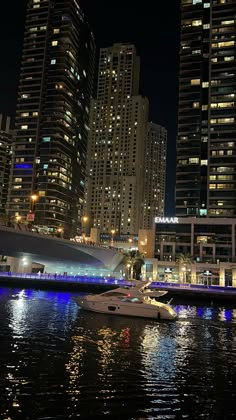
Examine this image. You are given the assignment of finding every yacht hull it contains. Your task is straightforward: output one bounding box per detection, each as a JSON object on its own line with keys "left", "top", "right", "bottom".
{"left": 75, "top": 297, "right": 176, "bottom": 320}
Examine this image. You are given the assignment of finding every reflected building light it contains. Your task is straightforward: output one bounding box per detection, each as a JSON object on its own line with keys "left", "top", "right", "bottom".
{"left": 218, "top": 308, "right": 233, "bottom": 322}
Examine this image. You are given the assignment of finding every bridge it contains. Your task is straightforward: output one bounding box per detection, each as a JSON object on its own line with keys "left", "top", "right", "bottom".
{"left": 0, "top": 226, "right": 124, "bottom": 274}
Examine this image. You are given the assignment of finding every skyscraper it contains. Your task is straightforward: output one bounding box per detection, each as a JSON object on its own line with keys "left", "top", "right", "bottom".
{"left": 0, "top": 115, "right": 13, "bottom": 219}
{"left": 176, "top": 0, "right": 236, "bottom": 218}
{"left": 85, "top": 43, "right": 149, "bottom": 236}
{"left": 142, "top": 122, "right": 167, "bottom": 229}
{"left": 8, "top": 0, "right": 95, "bottom": 238}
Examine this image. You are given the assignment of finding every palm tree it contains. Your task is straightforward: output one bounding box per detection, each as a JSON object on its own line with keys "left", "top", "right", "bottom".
{"left": 176, "top": 253, "right": 194, "bottom": 283}
{"left": 122, "top": 250, "right": 145, "bottom": 280}
{"left": 176, "top": 253, "right": 194, "bottom": 265}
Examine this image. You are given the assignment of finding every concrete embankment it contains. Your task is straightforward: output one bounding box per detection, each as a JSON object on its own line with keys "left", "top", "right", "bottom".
{"left": 150, "top": 282, "right": 236, "bottom": 303}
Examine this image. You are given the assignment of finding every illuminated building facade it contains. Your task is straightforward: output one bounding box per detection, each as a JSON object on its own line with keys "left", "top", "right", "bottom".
{"left": 142, "top": 122, "right": 167, "bottom": 229}
{"left": 85, "top": 43, "right": 149, "bottom": 236}
{"left": 7, "top": 0, "right": 95, "bottom": 238}
{"left": 0, "top": 115, "right": 13, "bottom": 218}
{"left": 176, "top": 0, "right": 236, "bottom": 217}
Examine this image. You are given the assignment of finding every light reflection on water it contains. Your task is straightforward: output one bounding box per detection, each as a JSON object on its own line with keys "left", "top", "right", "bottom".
{"left": 0, "top": 287, "right": 236, "bottom": 419}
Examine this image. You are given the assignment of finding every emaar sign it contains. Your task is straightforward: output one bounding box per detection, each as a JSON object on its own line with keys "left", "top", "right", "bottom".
{"left": 155, "top": 217, "right": 179, "bottom": 224}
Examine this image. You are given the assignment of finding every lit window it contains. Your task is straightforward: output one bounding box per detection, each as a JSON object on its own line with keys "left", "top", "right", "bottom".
{"left": 21, "top": 125, "right": 28, "bottom": 130}
{"left": 193, "top": 102, "right": 200, "bottom": 108}
{"left": 202, "top": 105, "right": 208, "bottom": 111}
{"left": 201, "top": 160, "right": 208, "bottom": 166}
{"left": 53, "top": 28, "right": 60, "bottom": 34}
{"left": 51, "top": 59, "right": 56, "bottom": 64}
{"left": 202, "top": 82, "right": 209, "bottom": 88}
{"left": 189, "top": 157, "right": 199, "bottom": 164}
{"left": 212, "top": 41, "right": 235, "bottom": 48}
{"left": 224, "top": 56, "right": 234, "bottom": 62}
{"left": 52, "top": 41, "right": 58, "bottom": 46}
{"left": 203, "top": 24, "right": 210, "bottom": 29}
{"left": 191, "top": 79, "right": 200, "bottom": 85}
{"left": 192, "top": 20, "right": 202, "bottom": 26}
{"left": 204, "top": 3, "right": 210, "bottom": 7}
{"left": 42, "top": 137, "right": 51, "bottom": 142}
{"left": 221, "top": 20, "right": 234, "bottom": 25}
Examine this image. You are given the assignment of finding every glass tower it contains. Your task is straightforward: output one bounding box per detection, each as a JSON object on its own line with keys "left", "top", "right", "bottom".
{"left": 176, "top": 0, "right": 236, "bottom": 217}
{"left": 8, "top": 0, "right": 95, "bottom": 238}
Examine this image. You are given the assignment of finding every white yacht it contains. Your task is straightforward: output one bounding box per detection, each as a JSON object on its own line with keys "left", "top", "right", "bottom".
{"left": 74, "top": 281, "right": 177, "bottom": 321}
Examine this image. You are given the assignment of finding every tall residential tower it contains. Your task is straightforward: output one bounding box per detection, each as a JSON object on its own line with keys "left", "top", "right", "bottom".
{"left": 142, "top": 122, "right": 167, "bottom": 229}
{"left": 85, "top": 43, "right": 149, "bottom": 236}
{"left": 0, "top": 115, "right": 13, "bottom": 219}
{"left": 8, "top": 0, "right": 95, "bottom": 237}
{"left": 176, "top": 0, "right": 236, "bottom": 217}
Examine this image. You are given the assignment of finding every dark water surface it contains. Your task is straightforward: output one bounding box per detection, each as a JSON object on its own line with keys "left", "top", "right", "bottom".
{"left": 0, "top": 287, "right": 236, "bottom": 420}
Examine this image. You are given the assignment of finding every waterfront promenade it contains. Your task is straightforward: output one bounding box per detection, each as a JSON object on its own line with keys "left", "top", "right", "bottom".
{"left": 0, "top": 272, "right": 236, "bottom": 302}
{"left": 0, "top": 271, "right": 129, "bottom": 291}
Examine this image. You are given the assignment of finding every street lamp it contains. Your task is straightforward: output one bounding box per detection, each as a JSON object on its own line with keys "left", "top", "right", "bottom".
{"left": 111, "top": 229, "right": 115, "bottom": 247}
{"left": 26, "top": 194, "right": 38, "bottom": 226}
{"left": 203, "top": 270, "right": 212, "bottom": 287}
{"left": 57, "top": 227, "right": 64, "bottom": 238}
{"left": 82, "top": 215, "right": 88, "bottom": 224}
{"left": 82, "top": 215, "right": 88, "bottom": 236}
{"left": 30, "top": 194, "right": 38, "bottom": 210}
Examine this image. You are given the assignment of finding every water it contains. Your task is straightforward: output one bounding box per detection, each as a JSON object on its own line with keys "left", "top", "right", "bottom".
{"left": 0, "top": 287, "right": 236, "bottom": 419}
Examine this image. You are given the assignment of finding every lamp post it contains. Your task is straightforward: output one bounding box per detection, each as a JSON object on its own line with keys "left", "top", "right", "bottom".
{"left": 27, "top": 194, "right": 38, "bottom": 226}
{"left": 82, "top": 215, "right": 88, "bottom": 237}
{"left": 111, "top": 229, "right": 115, "bottom": 247}
{"left": 203, "top": 270, "right": 212, "bottom": 287}
{"left": 30, "top": 194, "right": 38, "bottom": 211}
{"left": 57, "top": 227, "right": 64, "bottom": 238}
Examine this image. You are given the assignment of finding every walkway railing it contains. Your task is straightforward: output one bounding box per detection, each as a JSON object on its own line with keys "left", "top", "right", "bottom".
{"left": 151, "top": 281, "right": 236, "bottom": 294}
{"left": 0, "top": 271, "right": 132, "bottom": 286}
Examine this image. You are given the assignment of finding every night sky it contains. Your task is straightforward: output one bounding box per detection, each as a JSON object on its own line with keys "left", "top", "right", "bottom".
{"left": 0, "top": 0, "right": 180, "bottom": 215}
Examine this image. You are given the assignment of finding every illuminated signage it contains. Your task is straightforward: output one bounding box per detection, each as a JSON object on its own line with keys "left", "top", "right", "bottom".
{"left": 155, "top": 217, "right": 179, "bottom": 224}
